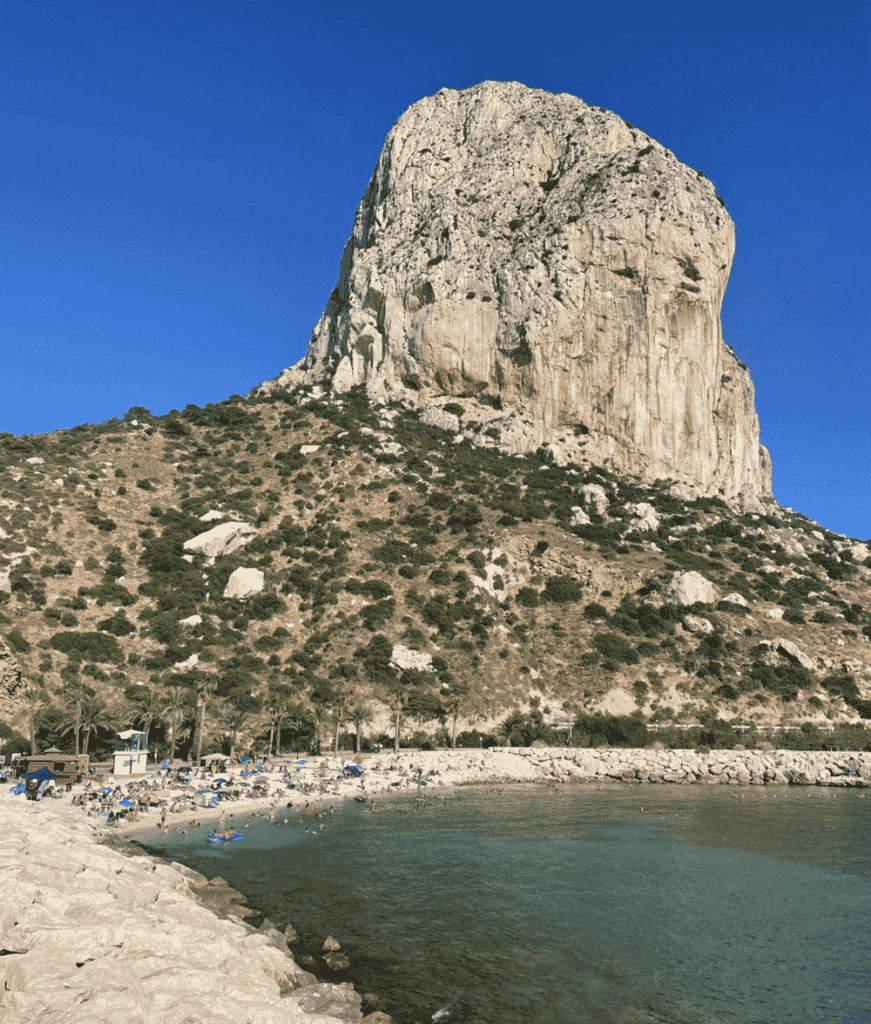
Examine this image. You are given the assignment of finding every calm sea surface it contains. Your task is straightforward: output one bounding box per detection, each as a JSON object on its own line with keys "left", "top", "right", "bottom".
{"left": 143, "top": 783, "right": 870, "bottom": 1024}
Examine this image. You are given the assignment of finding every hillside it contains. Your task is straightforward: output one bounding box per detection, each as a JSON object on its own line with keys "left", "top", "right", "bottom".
{"left": 1, "top": 386, "right": 870, "bottom": 759}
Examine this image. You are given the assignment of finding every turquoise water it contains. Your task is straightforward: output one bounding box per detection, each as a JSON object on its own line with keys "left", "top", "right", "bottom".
{"left": 144, "top": 784, "right": 871, "bottom": 1023}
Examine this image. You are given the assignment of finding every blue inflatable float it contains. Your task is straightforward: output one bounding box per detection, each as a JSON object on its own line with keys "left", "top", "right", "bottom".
{"left": 206, "top": 831, "right": 244, "bottom": 844}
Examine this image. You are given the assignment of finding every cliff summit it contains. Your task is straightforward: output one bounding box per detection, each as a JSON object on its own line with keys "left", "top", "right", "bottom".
{"left": 269, "top": 80, "right": 772, "bottom": 506}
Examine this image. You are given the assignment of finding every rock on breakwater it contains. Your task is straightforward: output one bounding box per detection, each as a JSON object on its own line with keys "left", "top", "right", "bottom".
{"left": 499, "top": 746, "right": 871, "bottom": 787}
{"left": 0, "top": 795, "right": 369, "bottom": 1023}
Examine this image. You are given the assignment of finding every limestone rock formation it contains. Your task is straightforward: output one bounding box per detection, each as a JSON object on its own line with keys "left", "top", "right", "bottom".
{"left": 183, "top": 521, "right": 256, "bottom": 559}
{"left": 0, "top": 634, "right": 22, "bottom": 703}
{"left": 269, "top": 79, "right": 772, "bottom": 505}
{"left": 223, "top": 567, "right": 265, "bottom": 599}
{"left": 665, "top": 570, "right": 718, "bottom": 606}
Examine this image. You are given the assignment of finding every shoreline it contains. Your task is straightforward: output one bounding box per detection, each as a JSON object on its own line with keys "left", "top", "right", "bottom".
{"left": 4, "top": 746, "right": 870, "bottom": 1023}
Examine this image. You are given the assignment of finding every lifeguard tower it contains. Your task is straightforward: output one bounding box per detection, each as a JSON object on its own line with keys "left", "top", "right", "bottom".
{"left": 113, "top": 730, "right": 148, "bottom": 776}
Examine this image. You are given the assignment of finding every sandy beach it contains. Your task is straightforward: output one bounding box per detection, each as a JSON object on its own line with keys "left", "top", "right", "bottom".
{"left": 4, "top": 745, "right": 869, "bottom": 1023}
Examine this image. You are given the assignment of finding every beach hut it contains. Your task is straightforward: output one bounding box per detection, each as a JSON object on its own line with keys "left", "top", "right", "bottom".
{"left": 15, "top": 748, "right": 89, "bottom": 785}
{"left": 113, "top": 730, "right": 148, "bottom": 776}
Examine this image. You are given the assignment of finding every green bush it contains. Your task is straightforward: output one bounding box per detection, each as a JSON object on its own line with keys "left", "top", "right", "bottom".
{"left": 50, "top": 631, "right": 123, "bottom": 664}
{"left": 516, "top": 587, "right": 539, "bottom": 608}
{"left": 542, "top": 576, "right": 584, "bottom": 604}
{"left": 591, "top": 632, "right": 639, "bottom": 665}
{"left": 4, "top": 628, "right": 31, "bottom": 653}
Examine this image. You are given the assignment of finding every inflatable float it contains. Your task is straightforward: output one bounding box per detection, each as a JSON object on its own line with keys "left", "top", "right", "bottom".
{"left": 206, "top": 830, "right": 244, "bottom": 843}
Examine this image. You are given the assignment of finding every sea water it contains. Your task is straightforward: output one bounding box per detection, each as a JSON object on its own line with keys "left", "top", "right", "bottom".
{"left": 144, "top": 784, "right": 870, "bottom": 1023}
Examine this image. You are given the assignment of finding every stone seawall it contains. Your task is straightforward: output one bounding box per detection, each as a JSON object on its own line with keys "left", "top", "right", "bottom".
{"left": 495, "top": 747, "right": 871, "bottom": 787}
{"left": 0, "top": 796, "right": 375, "bottom": 1024}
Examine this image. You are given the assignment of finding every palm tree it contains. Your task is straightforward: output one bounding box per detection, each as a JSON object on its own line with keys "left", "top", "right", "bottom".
{"left": 439, "top": 675, "right": 470, "bottom": 748}
{"left": 20, "top": 680, "right": 47, "bottom": 755}
{"left": 263, "top": 681, "right": 296, "bottom": 756}
{"left": 161, "top": 679, "right": 195, "bottom": 764}
{"left": 63, "top": 694, "right": 120, "bottom": 756}
{"left": 191, "top": 672, "right": 218, "bottom": 766}
{"left": 349, "top": 703, "right": 374, "bottom": 754}
{"left": 125, "top": 687, "right": 165, "bottom": 753}
{"left": 60, "top": 680, "right": 95, "bottom": 756}
{"left": 220, "top": 691, "right": 261, "bottom": 759}
{"left": 332, "top": 687, "right": 350, "bottom": 753}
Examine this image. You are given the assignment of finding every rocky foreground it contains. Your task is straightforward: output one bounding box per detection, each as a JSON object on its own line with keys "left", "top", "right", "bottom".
{"left": 0, "top": 794, "right": 380, "bottom": 1024}
{"left": 3, "top": 747, "right": 870, "bottom": 1024}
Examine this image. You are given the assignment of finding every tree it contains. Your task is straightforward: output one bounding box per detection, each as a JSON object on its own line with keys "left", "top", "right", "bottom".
{"left": 161, "top": 679, "right": 195, "bottom": 763}
{"left": 349, "top": 703, "right": 374, "bottom": 753}
{"left": 124, "top": 686, "right": 165, "bottom": 751}
{"left": 185, "top": 671, "right": 218, "bottom": 766}
{"left": 382, "top": 668, "right": 429, "bottom": 752}
{"left": 439, "top": 675, "right": 471, "bottom": 748}
{"left": 20, "top": 680, "right": 48, "bottom": 755}
{"left": 309, "top": 679, "right": 338, "bottom": 755}
{"left": 220, "top": 690, "right": 261, "bottom": 759}
{"left": 60, "top": 679, "right": 96, "bottom": 756}
{"left": 64, "top": 694, "right": 120, "bottom": 755}
{"left": 264, "top": 681, "right": 297, "bottom": 756}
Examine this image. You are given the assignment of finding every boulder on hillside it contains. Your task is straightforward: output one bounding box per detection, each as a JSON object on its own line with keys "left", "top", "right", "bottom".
{"left": 664, "top": 571, "right": 718, "bottom": 606}
{"left": 626, "top": 502, "right": 659, "bottom": 533}
{"left": 183, "top": 521, "right": 256, "bottom": 558}
{"left": 578, "top": 484, "right": 609, "bottom": 516}
{"left": 767, "top": 607, "right": 784, "bottom": 620}
{"left": 390, "top": 645, "right": 434, "bottom": 672}
{"left": 223, "top": 568, "right": 265, "bottom": 599}
{"left": 682, "top": 614, "right": 714, "bottom": 634}
{"left": 774, "top": 638, "right": 815, "bottom": 672}
{"left": 720, "top": 592, "right": 749, "bottom": 607}
{"left": 570, "top": 506, "right": 591, "bottom": 527}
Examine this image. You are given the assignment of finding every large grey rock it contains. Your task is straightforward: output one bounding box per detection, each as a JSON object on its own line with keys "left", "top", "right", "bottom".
{"left": 664, "top": 571, "right": 718, "bottom": 606}
{"left": 265, "top": 80, "right": 772, "bottom": 505}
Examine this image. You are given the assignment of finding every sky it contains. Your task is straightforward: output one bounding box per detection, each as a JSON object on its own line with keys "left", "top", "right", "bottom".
{"left": 1, "top": 1, "right": 869, "bottom": 540}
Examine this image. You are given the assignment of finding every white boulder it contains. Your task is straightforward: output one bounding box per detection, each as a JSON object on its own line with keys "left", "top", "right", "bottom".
{"left": 774, "top": 638, "right": 815, "bottom": 672}
{"left": 183, "top": 522, "right": 256, "bottom": 558}
{"left": 720, "top": 592, "right": 749, "bottom": 607}
{"left": 223, "top": 568, "right": 265, "bottom": 599}
{"left": 199, "top": 509, "right": 227, "bottom": 522}
{"left": 179, "top": 614, "right": 202, "bottom": 627}
{"left": 390, "top": 645, "right": 434, "bottom": 672}
{"left": 300, "top": 445, "right": 321, "bottom": 455}
{"left": 570, "top": 506, "right": 592, "bottom": 527}
{"left": 578, "top": 484, "right": 609, "bottom": 516}
{"left": 682, "top": 614, "right": 714, "bottom": 634}
{"left": 627, "top": 502, "right": 660, "bottom": 533}
{"left": 767, "top": 607, "right": 784, "bottom": 620}
{"left": 664, "top": 571, "right": 718, "bottom": 606}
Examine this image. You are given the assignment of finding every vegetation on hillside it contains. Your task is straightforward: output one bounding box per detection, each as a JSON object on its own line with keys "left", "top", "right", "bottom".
{"left": 1, "top": 384, "right": 870, "bottom": 759}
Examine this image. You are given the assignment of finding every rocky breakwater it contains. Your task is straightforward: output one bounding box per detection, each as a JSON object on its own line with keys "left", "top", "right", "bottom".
{"left": 0, "top": 796, "right": 380, "bottom": 1024}
{"left": 270, "top": 79, "right": 772, "bottom": 505}
{"left": 503, "top": 747, "right": 871, "bottom": 787}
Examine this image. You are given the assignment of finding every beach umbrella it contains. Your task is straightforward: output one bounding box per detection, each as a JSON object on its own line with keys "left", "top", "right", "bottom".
{"left": 119, "top": 799, "right": 134, "bottom": 807}
{"left": 22, "top": 766, "right": 57, "bottom": 781}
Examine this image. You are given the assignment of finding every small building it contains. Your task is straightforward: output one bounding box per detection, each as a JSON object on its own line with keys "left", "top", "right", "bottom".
{"left": 15, "top": 747, "right": 89, "bottom": 784}
{"left": 113, "top": 730, "right": 149, "bottom": 776}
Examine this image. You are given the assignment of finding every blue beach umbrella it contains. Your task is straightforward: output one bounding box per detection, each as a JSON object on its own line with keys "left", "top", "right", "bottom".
{"left": 119, "top": 798, "right": 133, "bottom": 807}
{"left": 23, "top": 766, "right": 57, "bottom": 781}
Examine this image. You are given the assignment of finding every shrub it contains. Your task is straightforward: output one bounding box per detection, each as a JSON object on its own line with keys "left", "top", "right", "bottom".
{"left": 4, "top": 628, "right": 31, "bottom": 653}
{"left": 516, "top": 587, "right": 539, "bottom": 608}
{"left": 542, "top": 576, "right": 584, "bottom": 604}
{"left": 591, "top": 632, "right": 639, "bottom": 665}
{"left": 50, "top": 631, "right": 123, "bottom": 664}
{"left": 583, "top": 602, "right": 609, "bottom": 621}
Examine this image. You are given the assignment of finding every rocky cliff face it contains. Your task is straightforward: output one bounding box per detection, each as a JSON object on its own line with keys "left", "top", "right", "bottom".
{"left": 274, "top": 80, "right": 773, "bottom": 505}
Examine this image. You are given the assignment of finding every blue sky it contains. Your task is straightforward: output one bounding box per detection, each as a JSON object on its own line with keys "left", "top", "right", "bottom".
{"left": 1, "top": 1, "right": 868, "bottom": 539}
